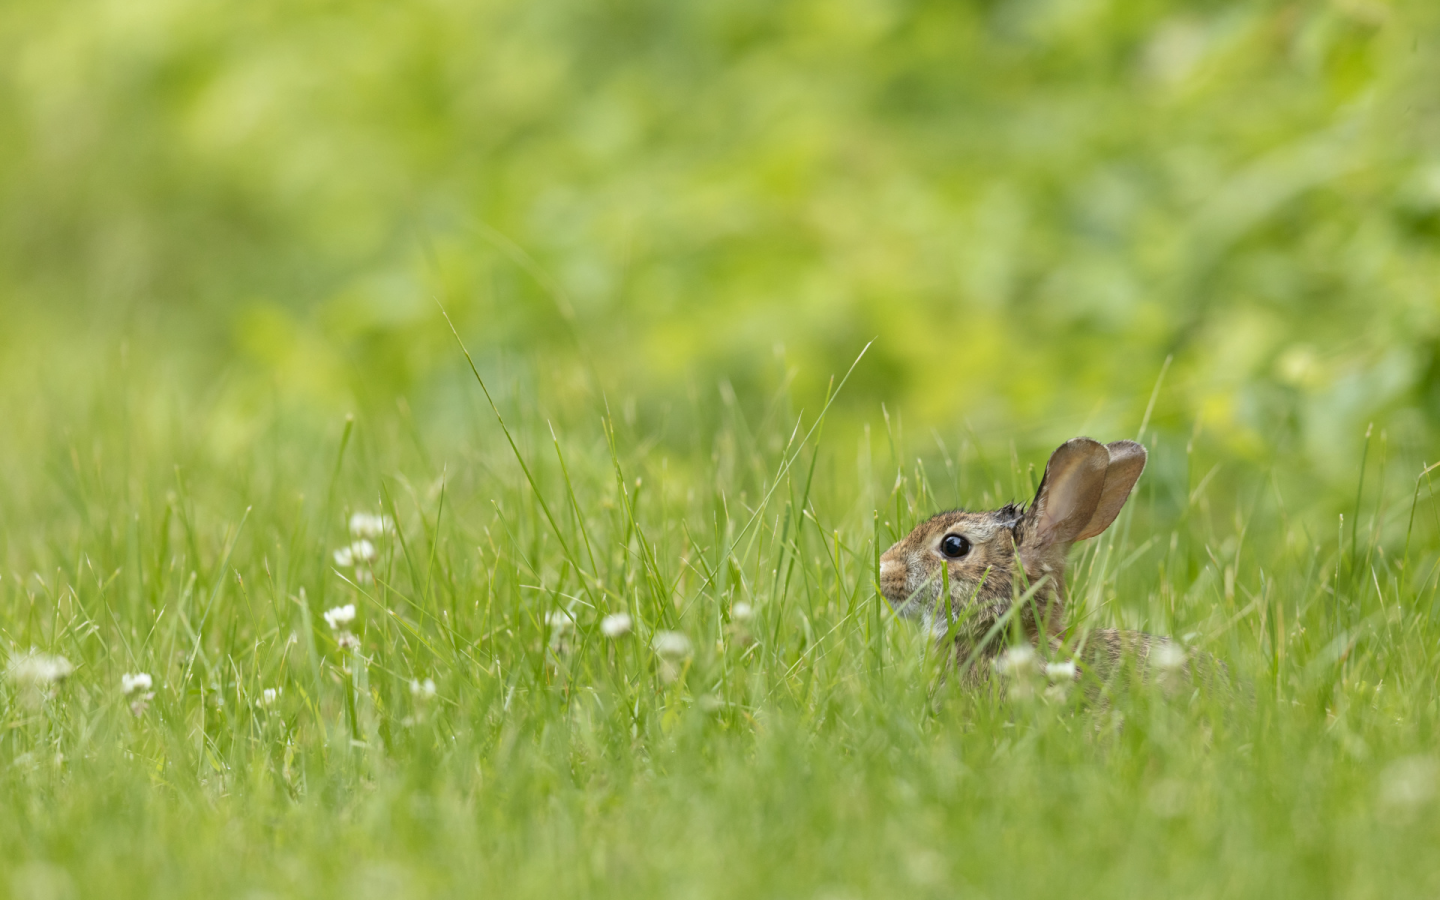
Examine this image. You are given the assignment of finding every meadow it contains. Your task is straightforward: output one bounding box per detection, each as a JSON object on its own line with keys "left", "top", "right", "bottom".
{"left": 3, "top": 0, "right": 1440, "bottom": 897}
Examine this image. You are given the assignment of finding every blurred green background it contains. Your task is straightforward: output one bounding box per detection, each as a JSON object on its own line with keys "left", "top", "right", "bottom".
{"left": 2, "top": 0, "right": 1438, "bottom": 485}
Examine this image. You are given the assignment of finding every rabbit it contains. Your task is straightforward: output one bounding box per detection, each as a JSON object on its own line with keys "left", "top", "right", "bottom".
{"left": 879, "top": 437, "right": 1208, "bottom": 693}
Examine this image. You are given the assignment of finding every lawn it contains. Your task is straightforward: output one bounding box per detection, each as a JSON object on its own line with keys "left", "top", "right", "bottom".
{"left": 2, "top": 337, "right": 1439, "bottom": 898}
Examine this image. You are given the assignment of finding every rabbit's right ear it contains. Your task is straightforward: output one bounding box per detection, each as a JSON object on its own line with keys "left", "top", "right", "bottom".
{"left": 1074, "top": 440, "right": 1147, "bottom": 541}
{"left": 1019, "top": 438, "right": 1110, "bottom": 572}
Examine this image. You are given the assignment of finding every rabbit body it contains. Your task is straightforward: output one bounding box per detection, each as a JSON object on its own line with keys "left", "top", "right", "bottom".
{"left": 879, "top": 437, "right": 1211, "bottom": 692}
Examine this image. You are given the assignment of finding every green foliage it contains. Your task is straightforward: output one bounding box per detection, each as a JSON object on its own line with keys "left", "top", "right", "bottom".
{"left": 1, "top": 0, "right": 1440, "bottom": 896}
{"left": 2, "top": 0, "right": 1439, "bottom": 475}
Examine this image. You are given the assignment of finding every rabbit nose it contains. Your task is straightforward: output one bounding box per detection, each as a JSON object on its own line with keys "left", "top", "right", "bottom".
{"left": 879, "top": 558, "right": 900, "bottom": 580}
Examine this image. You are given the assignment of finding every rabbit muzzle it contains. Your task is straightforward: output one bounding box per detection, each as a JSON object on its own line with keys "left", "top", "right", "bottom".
{"left": 878, "top": 545, "right": 938, "bottom": 620}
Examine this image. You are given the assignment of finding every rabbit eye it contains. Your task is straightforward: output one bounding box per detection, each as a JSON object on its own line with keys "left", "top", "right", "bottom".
{"left": 940, "top": 534, "right": 971, "bottom": 559}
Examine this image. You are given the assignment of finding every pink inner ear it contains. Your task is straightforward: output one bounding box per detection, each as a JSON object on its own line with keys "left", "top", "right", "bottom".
{"left": 1039, "top": 465, "right": 1105, "bottom": 544}
{"left": 1027, "top": 439, "right": 1109, "bottom": 552}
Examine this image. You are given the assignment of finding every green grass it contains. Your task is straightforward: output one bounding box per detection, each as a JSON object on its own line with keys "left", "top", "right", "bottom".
{"left": 2, "top": 346, "right": 1439, "bottom": 900}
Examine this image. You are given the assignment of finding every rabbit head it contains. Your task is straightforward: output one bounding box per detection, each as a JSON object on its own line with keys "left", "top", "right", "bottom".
{"left": 878, "top": 437, "right": 1146, "bottom": 648}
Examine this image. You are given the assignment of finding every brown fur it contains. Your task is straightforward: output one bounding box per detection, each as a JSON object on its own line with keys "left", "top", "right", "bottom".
{"left": 879, "top": 437, "right": 1214, "bottom": 692}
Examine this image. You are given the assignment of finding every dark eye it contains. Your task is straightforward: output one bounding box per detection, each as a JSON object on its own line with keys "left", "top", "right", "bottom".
{"left": 940, "top": 534, "right": 971, "bottom": 559}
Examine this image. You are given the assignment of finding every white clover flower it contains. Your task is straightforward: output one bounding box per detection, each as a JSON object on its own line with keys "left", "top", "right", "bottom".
{"left": 121, "top": 672, "right": 153, "bottom": 695}
{"left": 410, "top": 678, "right": 437, "bottom": 699}
{"left": 121, "top": 671, "right": 156, "bottom": 716}
{"left": 7, "top": 650, "right": 74, "bottom": 686}
{"left": 323, "top": 604, "right": 356, "bottom": 630}
{"left": 544, "top": 610, "right": 574, "bottom": 632}
{"left": 652, "top": 631, "right": 693, "bottom": 659}
{"left": 731, "top": 602, "right": 754, "bottom": 623}
{"left": 348, "top": 512, "right": 395, "bottom": 539}
{"left": 334, "top": 540, "right": 377, "bottom": 568}
{"left": 1152, "top": 643, "right": 1187, "bottom": 672}
{"left": 336, "top": 632, "right": 361, "bottom": 651}
{"left": 261, "top": 687, "right": 281, "bottom": 707}
{"left": 600, "top": 612, "right": 633, "bottom": 638}
{"left": 994, "top": 644, "right": 1040, "bottom": 678}
{"left": 1044, "top": 661, "right": 1077, "bottom": 681}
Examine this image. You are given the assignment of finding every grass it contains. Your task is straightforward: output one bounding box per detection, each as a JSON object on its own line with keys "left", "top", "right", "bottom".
{"left": 2, "top": 345, "right": 1440, "bottom": 900}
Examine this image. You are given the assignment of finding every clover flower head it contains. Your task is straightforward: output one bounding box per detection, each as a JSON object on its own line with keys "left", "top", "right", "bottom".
{"left": 994, "top": 644, "right": 1040, "bottom": 678}
{"left": 1044, "top": 661, "right": 1077, "bottom": 681}
{"left": 348, "top": 512, "right": 395, "bottom": 539}
{"left": 7, "top": 650, "right": 74, "bottom": 687}
{"left": 121, "top": 672, "right": 153, "bottom": 695}
{"left": 323, "top": 604, "right": 356, "bottom": 630}
{"left": 1152, "top": 643, "right": 1187, "bottom": 671}
{"left": 600, "top": 612, "right": 633, "bottom": 638}
{"left": 652, "top": 631, "right": 693, "bottom": 659}
{"left": 333, "top": 540, "right": 376, "bottom": 569}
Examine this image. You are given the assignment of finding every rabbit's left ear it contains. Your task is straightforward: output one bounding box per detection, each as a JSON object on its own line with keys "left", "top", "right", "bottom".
{"left": 1074, "top": 440, "right": 1147, "bottom": 541}
{"left": 1020, "top": 438, "right": 1110, "bottom": 570}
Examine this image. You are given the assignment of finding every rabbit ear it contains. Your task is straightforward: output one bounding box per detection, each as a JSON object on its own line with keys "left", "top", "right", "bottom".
{"left": 1020, "top": 438, "right": 1111, "bottom": 570}
{"left": 1074, "top": 440, "right": 1147, "bottom": 541}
